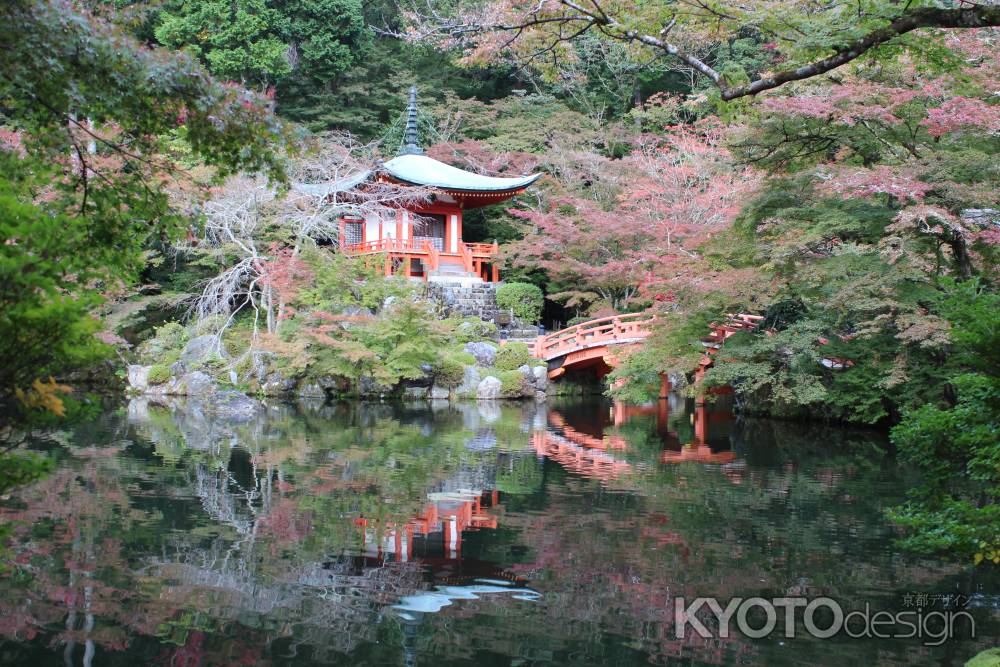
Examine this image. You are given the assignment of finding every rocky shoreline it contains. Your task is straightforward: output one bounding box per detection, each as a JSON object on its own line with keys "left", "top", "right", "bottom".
{"left": 127, "top": 337, "right": 553, "bottom": 405}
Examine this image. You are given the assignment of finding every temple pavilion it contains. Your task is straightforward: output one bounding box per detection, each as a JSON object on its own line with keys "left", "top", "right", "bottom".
{"left": 331, "top": 87, "right": 540, "bottom": 283}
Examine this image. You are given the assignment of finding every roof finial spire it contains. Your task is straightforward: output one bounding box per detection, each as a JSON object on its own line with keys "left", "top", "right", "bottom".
{"left": 401, "top": 85, "right": 423, "bottom": 156}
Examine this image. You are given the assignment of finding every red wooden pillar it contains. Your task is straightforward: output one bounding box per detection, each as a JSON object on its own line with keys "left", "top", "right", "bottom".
{"left": 693, "top": 404, "right": 707, "bottom": 445}
{"left": 657, "top": 397, "right": 669, "bottom": 435}
{"left": 384, "top": 254, "right": 392, "bottom": 277}
{"left": 659, "top": 373, "right": 671, "bottom": 399}
{"left": 492, "top": 263, "right": 499, "bottom": 282}
{"left": 338, "top": 219, "right": 346, "bottom": 248}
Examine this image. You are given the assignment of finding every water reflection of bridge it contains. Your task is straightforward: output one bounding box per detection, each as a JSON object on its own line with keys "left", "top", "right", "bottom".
{"left": 531, "top": 399, "right": 740, "bottom": 483}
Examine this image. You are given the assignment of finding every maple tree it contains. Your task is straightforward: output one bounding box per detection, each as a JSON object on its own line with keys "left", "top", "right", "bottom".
{"left": 0, "top": 0, "right": 288, "bottom": 506}
{"left": 401, "top": 0, "right": 1000, "bottom": 101}
{"left": 508, "top": 120, "right": 758, "bottom": 314}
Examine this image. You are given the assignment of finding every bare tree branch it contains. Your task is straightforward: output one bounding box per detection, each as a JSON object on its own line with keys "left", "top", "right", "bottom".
{"left": 400, "top": 1, "right": 1000, "bottom": 101}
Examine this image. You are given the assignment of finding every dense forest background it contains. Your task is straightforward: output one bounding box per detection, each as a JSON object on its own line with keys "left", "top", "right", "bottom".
{"left": 1, "top": 0, "right": 997, "bottom": 563}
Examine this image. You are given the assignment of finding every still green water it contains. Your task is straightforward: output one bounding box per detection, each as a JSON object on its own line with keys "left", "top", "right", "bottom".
{"left": 0, "top": 396, "right": 995, "bottom": 666}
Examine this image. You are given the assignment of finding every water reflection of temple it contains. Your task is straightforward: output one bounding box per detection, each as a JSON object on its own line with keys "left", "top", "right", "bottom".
{"left": 360, "top": 489, "right": 500, "bottom": 562}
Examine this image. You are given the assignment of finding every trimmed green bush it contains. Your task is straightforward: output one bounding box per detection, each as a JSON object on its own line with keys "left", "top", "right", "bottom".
{"left": 153, "top": 322, "right": 187, "bottom": 348}
{"left": 138, "top": 321, "right": 189, "bottom": 364}
{"left": 453, "top": 318, "right": 499, "bottom": 343}
{"left": 494, "top": 342, "right": 530, "bottom": 371}
{"left": 498, "top": 370, "right": 527, "bottom": 397}
{"left": 496, "top": 282, "right": 544, "bottom": 323}
{"left": 433, "top": 354, "right": 467, "bottom": 388}
{"left": 147, "top": 364, "right": 172, "bottom": 385}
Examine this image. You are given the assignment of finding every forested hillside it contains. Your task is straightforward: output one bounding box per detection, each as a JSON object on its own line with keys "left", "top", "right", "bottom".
{"left": 1, "top": 0, "right": 997, "bottom": 563}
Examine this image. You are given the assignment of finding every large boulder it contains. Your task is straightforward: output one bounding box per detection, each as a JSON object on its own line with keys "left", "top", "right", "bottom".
{"left": 358, "top": 376, "right": 391, "bottom": 398}
{"left": 206, "top": 390, "right": 259, "bottom": 421}
{"left": 297, "top": 381, "right": 327, "bottom": 399}
{"left": 464, "top": 341, "right": 497, "bottom": 367}
{"left": 429, "top": 385, "right": 451, "bottom": 400}
{"left": 127, "top": 364, "right": 150, "bottom": 392}
{"left": 180, "top": 335, "right": 228, "bottom": 370}
{"left": 456, "top": 365, "right": 481, "bottom": 397}
{"left": 531, "top": 365, "right": 548, "bottom": 392}
{"left": 180, "top": 371, "right": 215, "bottom": 398}
{"left": 477, "top": 376, "right": 502, "bottom": 400}
{"left": 262, "top": 370, "right": 296, "bottom": 396}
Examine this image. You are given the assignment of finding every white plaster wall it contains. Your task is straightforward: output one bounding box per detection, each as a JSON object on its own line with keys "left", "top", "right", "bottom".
{"left": 365, "top": 214, "right": 381, "bottom": 241}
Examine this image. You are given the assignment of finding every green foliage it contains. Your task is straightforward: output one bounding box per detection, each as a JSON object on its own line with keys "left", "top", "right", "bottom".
{"left": 147, "top": 364, "right": 172, "bottom": 385}
{"left": 498, "top": 370, "right": 527, "bottom": 397}
{"left": 0, "top": 0, "right": 286, "bottom": 500}
{"left": 494, "top": 342, "right": 530, "bottom": 371}
{"left": 137, "top": 321, "right": 189, "bottom": 365}
{"left": 966, "top": 648, "right": 1000, "bottom": 667}
{"left": 154, "top": 0, "right": 368, "bottom": 91}
{"left": 0, "top": 451, "right": 53, "bottom": 498}
{"left": 299, "top": 249, "right": 410, "bottom": 314}
{"left": 432, "top": 353, "right": 467, "bottom": 389}
{"left": 275, "top": 37, "right": 516, "bottom": 138}
{"left": 496, "top": 282, "right": 544, "bottom": 322}
{"left": 0, "top": 163, "right": 110, "bottom": 407}
{"left": 887, "top": 280, "right": 1000, "bottom": 564}
{"left": 308, "top": 298, "right": 450, "bottom": 391}
{"left": 452, "top": 318, "right": 498, "bottom": 344}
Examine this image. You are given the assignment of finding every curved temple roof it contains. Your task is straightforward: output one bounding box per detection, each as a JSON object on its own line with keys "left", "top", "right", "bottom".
{"left": 382, "top": 154, "right": 542, "bottom": 193}
{"left": 294, "top": 87, "right": 540, "bottom": 198}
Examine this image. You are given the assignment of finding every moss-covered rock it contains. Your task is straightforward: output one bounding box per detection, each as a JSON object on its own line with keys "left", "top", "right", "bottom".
{"left": 967, "top": 649, "right": 1000, "bottom": 667}
{"left": 147, "top": 364, "right": 172, "bottom": 385}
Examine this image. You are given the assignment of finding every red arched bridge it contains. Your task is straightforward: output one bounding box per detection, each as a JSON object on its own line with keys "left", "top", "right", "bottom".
{"left": 529, "top": 310, "right": 851, "bottom": 389}
{"left": 529, "top": 312, "right": 658, "bottom": 380}
{"left": 529, "top": 311, "right": 763, "bottom": 384}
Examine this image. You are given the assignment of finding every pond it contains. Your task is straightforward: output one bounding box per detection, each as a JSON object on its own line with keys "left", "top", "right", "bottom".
{"left": 0, "top": 396, "right": 996, "bottom": 666}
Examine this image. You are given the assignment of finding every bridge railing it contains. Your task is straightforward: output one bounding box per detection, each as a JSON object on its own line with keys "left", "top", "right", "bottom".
{"left": 532, "top": 311, "right": 657, "bottom": 360}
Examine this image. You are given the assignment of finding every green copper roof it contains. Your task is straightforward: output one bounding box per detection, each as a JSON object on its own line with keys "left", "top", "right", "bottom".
{"left": 382, "top": 154, "right": 541, "bottom": 192}
{"left": 400, "top": 85, "right": 423, "bottom": 156}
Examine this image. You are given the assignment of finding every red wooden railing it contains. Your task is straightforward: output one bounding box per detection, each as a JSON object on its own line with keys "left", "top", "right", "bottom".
{"left": 426, "top": 241, "right": 440, "bottom": 272}
{"left": 467, "top": 241, "right": 500, "bottom": 257}
{"left": 532, "top": 311, "right": 657, "bottom": 361}
{"left": 344, "top": 239, "right": 499, "bottom": 261}
{"left": 458, "top": 241, "right": 474, "bottom": 273}
{"left": 344, "top": 238, "right": 424, "bottom": 255}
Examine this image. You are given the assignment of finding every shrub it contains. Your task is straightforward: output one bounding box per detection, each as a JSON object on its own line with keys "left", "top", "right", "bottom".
{"left": 494, "top": 342, "right": 530, "bottom": 371}
{"left": 496, "top": 282, "right": 544, "bottom": 323}
{"left": 138, "top": 321, "right": 189, "bottom": 364}
{"left": 433, "top": 354, "right": 467, "bottom": 388}
{"left": 454, "top": 318, "right": 499, "bottom": 343}
{"left": 147, "top": 364, "right": 172, "bottom": 385}
{"left": 192, "top": 314, "right": 227, "bottom": 337}
{"left": 498, "top": 370, "right": 527, "bottom": 397}
{"left": 153, "top": 322, "right": 188, "bottom": 349}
